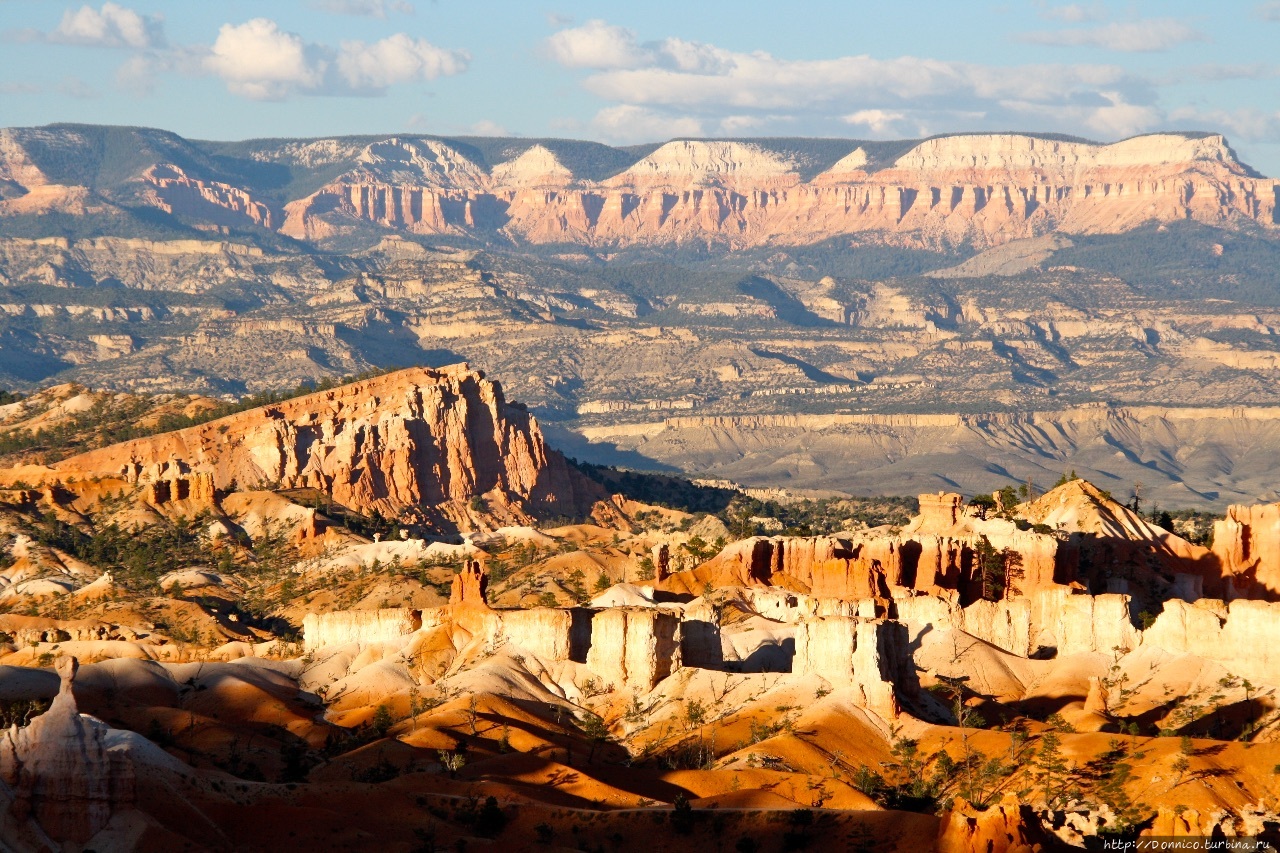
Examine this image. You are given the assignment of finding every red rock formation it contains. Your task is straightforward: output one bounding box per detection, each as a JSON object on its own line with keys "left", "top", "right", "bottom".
{"left": 52, "top": 365, "right": 603, "bottom": 530}
{"left": 449, "top": 560, "right": 490, "bottom": 609}
{"left": 654, "top": 480, "right": 1240, "bottom": 605}
{"left": 143, "top": 164, "right": 279, "bottom": 230}
{"left": 936, "top": 795, "right": 1054, "bottom": 852}
{"left": 915, "top": 492, "right": 965, "bottom": 531}
{"left": 659, "top": 521, "right": 1062, "bottom": 604}
{"left": 279, "top": 134, "right": 1278, "bottom": 250}
{"left": 1213, "top": 503, "right": 1280, "bottom": 597}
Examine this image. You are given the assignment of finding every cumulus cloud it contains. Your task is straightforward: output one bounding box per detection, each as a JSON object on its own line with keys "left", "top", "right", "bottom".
{"left": 843, "top": 109, "right": 909, "bottom": 134}
{"left": 336, "top": 32, "right": 469, "bottom": 92}
{"left": 1019, "top": 19, "right": 1205, "bottom": 52}
{"left": 205, "top": 18, "right": 468, "bottom": 99}
{"left": 546, "top": 20, "right": 1168, "bottom": 143}
{"left": 18, "top": 2, "right": 164, "bottom": 48}
{"left": 206, "top": 19, "right": 325, "bottom": 99}
{"left": 544, "top": 19, "right": 650, "bottom": 69}
{"left": 306, "top": 0, "right": 414, "bottom": 18}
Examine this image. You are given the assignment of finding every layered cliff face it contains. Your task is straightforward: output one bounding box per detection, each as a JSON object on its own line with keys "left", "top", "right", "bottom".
{"left": 1213, "top": 502, "right": 1280, "bottom": 597}
{"left": 142, "top": 164, "right": 279, "bottom": 230}
{"left": 48, "top": 365, "right": 601, "bottom": 528}
{"left": 658, "top": 481, "right": 1227, "bottom": 607}
{"left": 268, "top": 132, "right": 1277, "bottom": 249}
{"left": 3, "top": 125, "right": 1269, "bottom": 250}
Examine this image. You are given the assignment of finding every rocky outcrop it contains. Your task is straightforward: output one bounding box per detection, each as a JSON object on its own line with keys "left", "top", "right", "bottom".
{"left": 937, "top": 795, "right": 1054, "bottom": 852}
{"left": 1213, "top": 502, "right": 1280, "bottom": 597}
{"left": 793, "top": 616, "right": 909, "bottom": 718}
{"left": 914, "top": 492, "right": 965, "bottom": 531}
{"left": 53, "top": 365, "right": 603, "bottom": 529}
{"left": 500, "top": 607, "right": 591, "bottom": 662}
{"left": 663, "top": 480, "right": 1235, "bottom": 611}
{"left": 585, "top": 608, "right": 680, "bottom": 691}
{"left": 143, "top": 164, "right": 279, "bottom": 230}
{"left": 660, "top": 522, "right": 1062, "bottom": 603}
{"left": 449, "top": 560, "right": 490, "bottom": 608}
{"left": 302, "top": 608, "right": 423, "bottom": 651}
{"left": 0, "top": 657, "right": 134, "bottom": 844}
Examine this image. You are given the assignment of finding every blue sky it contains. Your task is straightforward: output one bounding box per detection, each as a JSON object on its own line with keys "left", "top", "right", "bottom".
{"left": 2, "top": 0, "right": 1280, "bottom": 174}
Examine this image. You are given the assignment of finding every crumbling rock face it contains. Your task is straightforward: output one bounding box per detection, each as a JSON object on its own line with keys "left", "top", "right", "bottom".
{"left": 0, "top": 657, "right": 134, "bottom": 844}
{"left": 143, "top": 164, "right": 279, "bottom": 230}
{"left": 302, "top": 608, "right": 423, "bottom": 652}
{"left": 793, "top": 616, "right": 913, "bottom": 719}
{"left": 585, "top": 608, "right": 680, "bottom": 691}
{"left": 937, "top": 795, "right": 1054, "bottom": 853}
{"left": 662, "top": 520, "right": 1063, "bottom": 605}
{"left": 449, "top": 560, "right": 490, "bottom": 608}
{"left": 55, "top": 365, "right": 603, "bottom": 529}
{"left": 1213, "top": 502, "right": 1280, "bottom": 597}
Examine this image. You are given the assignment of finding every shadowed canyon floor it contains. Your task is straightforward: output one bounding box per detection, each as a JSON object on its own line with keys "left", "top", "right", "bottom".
{"left": 2, "top": 371, "right": 1280, "bottom": 849}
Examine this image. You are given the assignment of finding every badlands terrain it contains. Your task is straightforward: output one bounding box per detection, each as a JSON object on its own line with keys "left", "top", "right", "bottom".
{"left": 3, "top": 124, "right": 1280, "bottom": 849}
{"left": 2, "top": 126, "right": 1280, "bottom": 503}
{"left": 3, "top": 366, "right": 1280, "bottom": 848}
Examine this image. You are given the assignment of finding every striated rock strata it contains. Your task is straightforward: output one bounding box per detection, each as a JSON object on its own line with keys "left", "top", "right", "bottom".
{"left": 51, "top": 365, "right": 602, "bottom": 529}
{"left": 273, "top": 133, "right": 1279, "bottom": 249}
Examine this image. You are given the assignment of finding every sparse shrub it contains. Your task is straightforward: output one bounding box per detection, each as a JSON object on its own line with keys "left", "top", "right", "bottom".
{"left": 371, "top": 703, "right": 393, "bottom": 737}
{"left": 670, "top": 793, "right": 695, "bottom": 835}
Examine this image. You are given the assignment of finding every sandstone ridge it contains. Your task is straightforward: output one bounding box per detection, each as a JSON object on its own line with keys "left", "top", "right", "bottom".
{"left": 39, "top": 365, "right": 601, "bottom": 529}
{"left": 2, "top": 126, "right": 1274, "bottom": 249}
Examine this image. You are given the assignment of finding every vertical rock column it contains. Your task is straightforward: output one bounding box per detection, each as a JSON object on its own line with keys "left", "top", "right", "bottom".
{"left": 586, "top": 608, "right": 681, "bottom": 690}
{"left": 793, "top": 616, "right": 904, "bottom": 718}
{"left": 0, "top": 656, "right": 134, "bottom": 844}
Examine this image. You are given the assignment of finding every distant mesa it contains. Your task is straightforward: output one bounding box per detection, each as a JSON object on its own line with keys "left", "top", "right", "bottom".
{"left": 0, "top": 124, "right": 1273, "bottom": 250}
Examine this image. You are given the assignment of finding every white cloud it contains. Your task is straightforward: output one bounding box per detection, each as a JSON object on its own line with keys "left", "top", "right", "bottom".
{"left": 1037, "top": 3, "right": 1105, "bottom": 23}
{"left": 306, "top": 0, "right": 414, "bottom": 18}
{"left": 206, "top": 19, "right": 325, "bottom": 100}
{"left": 468, "top": 119, "right": 509, "bottom": 135}
{"left": 544, "top": 19, "right": 650, "bottom": 69}
{"left": 717, "top": 114, "right": 771, "bottom": 135}
{"left": 546, "top": 20, "right": 1167, "bottom": 143}
{"left": 49, "top": 2, "right": 163, "bottom": 48}
{"left": 1256, "top": 2, "right": 1280, "bottom": 21}
{"left": 1020, "top": 19, "right": 1205, "bottom": 52}
{"left": 337, "top": 33, "right": 469, "bottom": 92}
{"left": 1081, "top": 92, "right": 1163, "bottom": 137}
{"left": 843, "top": 109, "right": 908, "bottom": 134}
{"left": 590, "top": 105, "right": 704, "bottom": 142}
{"left": 204, "top": 18, "right": 468, "bottom": 100}
{"left": 1168, "top": 105, "right": 1280, "bottom": 142}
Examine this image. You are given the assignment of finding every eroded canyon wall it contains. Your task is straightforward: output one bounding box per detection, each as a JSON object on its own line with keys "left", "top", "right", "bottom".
{"left": 49, "top": 365, "right": 602, "bottom": 527}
